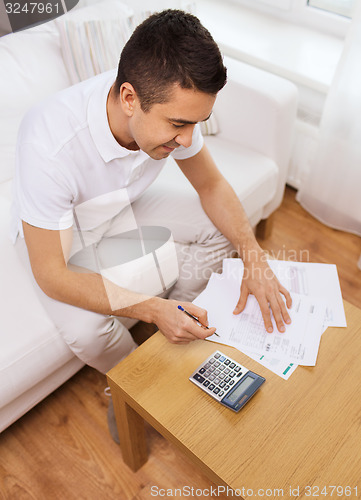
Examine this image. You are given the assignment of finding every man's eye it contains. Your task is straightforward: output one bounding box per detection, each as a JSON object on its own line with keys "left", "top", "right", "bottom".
{"left": 172, "top": 123, "right": 184, "bottom": 128}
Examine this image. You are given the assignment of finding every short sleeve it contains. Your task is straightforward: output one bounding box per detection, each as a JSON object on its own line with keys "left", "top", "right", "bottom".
{"left": 171, "top": 123, "right": 204, "bottom": 160}
{"left": 15, "top": 142, "right": 74, "bottom": 231}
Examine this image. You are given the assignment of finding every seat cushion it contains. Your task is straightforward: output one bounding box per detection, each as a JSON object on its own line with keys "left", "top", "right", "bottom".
{"left": 205, "top": 136, "right": 278, "bottom": 223}
{"left": 0, "top": 23, "right": 71, "bottom": 183}
{"left": 153, "top": 138, "right": 278, "bottom": 227}
{"left": 0, "top": 191, "right": 76, "bottom": 410}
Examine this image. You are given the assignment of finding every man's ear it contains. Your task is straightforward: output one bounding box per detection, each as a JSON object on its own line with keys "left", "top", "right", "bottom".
{"left": 119, "top": 82, "right": 138, "bottom": 116}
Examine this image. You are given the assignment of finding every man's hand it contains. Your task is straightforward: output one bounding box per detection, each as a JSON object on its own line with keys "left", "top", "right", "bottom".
{"left": 233, "top": 258, "right": 292, "bottom": 333}
{"left": 153, "top": 299, "right": 216, "bottom": 344}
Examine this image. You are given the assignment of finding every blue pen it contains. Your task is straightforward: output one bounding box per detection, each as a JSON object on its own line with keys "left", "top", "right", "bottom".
{"left": 178, "top": 305, "right": 220, "bottom": 337}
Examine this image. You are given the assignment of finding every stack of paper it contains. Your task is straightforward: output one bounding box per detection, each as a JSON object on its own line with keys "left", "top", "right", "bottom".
{"left": 194, "top": 259, "right": 346, "bottom": 379}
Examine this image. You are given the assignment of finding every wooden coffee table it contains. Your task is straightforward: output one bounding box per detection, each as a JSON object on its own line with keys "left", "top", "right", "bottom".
{"left": 107, "top": 301, "right": 361, "bottom": 498}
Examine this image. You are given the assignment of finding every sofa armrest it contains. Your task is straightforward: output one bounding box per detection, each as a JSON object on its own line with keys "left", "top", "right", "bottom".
{"left": 214, "top": 56, "right": 298, "bottom": 218}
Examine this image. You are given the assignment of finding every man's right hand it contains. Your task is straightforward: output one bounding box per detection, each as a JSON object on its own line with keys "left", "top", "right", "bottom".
{"left": 152, "top": 299, "right": 216, "bottom": 344}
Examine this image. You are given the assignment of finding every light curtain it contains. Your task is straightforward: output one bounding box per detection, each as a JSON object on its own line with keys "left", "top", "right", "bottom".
{"left": 297, "top": 2, "right": 361, "bottom": 242}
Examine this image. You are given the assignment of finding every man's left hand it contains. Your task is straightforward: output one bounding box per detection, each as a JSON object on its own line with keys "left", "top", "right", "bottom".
{"left": 233, "top": 258, "right": 292, "bottom": 333}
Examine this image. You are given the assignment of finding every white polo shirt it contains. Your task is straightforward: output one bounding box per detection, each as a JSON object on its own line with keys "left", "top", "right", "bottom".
{"left": 11, "top": 69, "right": 203, "bottom": 243}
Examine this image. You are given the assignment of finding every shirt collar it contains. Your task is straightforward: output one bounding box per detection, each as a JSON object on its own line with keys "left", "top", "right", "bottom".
{"left": 87, "top": 70, "right": 147, "bottom": 163}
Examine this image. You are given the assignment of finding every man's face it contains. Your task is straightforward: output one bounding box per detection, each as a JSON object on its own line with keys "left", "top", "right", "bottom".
{"left": 127, "top": 84, "right": 216, "bottom": 160}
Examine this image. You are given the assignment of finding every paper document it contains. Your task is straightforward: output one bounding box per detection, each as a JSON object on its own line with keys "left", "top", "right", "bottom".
{"left": 222, "top": 258, "right": 346, "bottom": 328}
{"left": 266, "top": 260, "right": 346, "bottom": 327}
{"left": 195, "top": 273, "right": 326, "bottom": 366}
{"left": 194, "top": 258, "right": 346, "bottom": 379}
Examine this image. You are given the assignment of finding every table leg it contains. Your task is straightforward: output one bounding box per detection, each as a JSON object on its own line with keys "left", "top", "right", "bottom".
{"left": 255, "top": 213, "right": 274, "bottom": 240}
{"left": 112, "top": 392, "right": 148, "bottom": 471}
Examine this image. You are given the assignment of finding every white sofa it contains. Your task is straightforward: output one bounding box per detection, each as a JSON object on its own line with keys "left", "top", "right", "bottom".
{"left": 0, "top": 4, "right": 298, "bottom": 433}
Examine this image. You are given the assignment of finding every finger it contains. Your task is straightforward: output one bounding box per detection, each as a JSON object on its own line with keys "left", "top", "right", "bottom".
{"left": 233, "top": 283, "right": 249, "bottom": 314}
{"left": 159, "top": 326, "right": 195, "bottom": 344}
{"left": 268, "top": 296, "right": 286, "bottom": 333}
{"left": 193, "top": 307, "right": 210, "bottom": 327}
{"left": 256, "top": 295, "right": 273, "bottom": 333}
{"left": 167, "top": 338, "right": 192, "bottom": 345}
{"left": 171, "top": 318, "right": 199, "bottom": 342}
{"left": 163, "top": 326, "right": 196, "bottom": 342}
{"left": 277, "top": 292, "right": 292, "bottom": 325}
{"left": 279, "top": 285, "right": 292, "bottom": 309}
{"left": 187, "top": 321, "right": 217, "bottom": 340}
{"left": 177, "top": 313, "right": 216, "bottom": 341}
{"left": 183, "top": 303, "right": 210, "bottom": 327}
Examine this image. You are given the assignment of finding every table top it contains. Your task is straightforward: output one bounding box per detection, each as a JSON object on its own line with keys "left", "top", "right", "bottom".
{"left": 108, "top": 301, "right": 361, "bottom": 497}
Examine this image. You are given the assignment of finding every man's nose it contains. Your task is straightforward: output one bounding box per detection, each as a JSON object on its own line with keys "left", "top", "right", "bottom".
{"left": 175, "top": 124, "right": 195, "bottom": 148}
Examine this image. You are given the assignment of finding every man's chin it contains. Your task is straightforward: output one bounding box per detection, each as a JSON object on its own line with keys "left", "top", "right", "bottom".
{"left": 147, "top": 147, "right": 173, "bottom": 160}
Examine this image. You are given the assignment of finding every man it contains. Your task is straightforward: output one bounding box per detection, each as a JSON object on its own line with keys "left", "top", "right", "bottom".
{"left": 13, "top": 10, "right": 291, "bottom": 435}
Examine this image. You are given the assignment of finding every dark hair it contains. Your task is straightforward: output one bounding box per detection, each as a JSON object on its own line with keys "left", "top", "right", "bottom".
{"left": 114, "top": 9, "right": 227, "bottom": 111}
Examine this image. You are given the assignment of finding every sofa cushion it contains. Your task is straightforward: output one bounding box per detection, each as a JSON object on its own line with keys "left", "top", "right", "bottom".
{"left": 200, "top": 113, "right": 219, "bottom": 136}
{"left": 55, "top": 0, "right": 133, "bottom": 84}
{"left": 151, "top": 138, "right": 278, "bottom": 227}
{"left": 0, "top": 23, "right": 71, "bottom": 184}
{"left": 0, "top": 194, "right": 75, "bottom": 408}
{"left": 205, "top": 136, "right": 278, "bottom": 221}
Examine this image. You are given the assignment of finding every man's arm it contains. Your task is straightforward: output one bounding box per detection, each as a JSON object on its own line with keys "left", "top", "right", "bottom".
{"left": 22, "top": 222, "right": 216, "bottom": 343}
{"left": 176, "top": 144, "right": 292, "bottom": 333}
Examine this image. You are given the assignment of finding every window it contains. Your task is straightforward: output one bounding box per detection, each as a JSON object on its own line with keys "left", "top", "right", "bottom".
{"left": 308, "top": 0, "right": 355, "bottom": 18}
{"left": 232, "top": 0, "right": 353, "bottom": 37}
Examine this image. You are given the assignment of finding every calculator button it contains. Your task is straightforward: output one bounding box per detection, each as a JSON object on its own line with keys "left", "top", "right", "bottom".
{"left": 224, "top": 368, "right": 230, "bottom": 374}
{"left": 219, "top": 365, "right": 225, "bottom": 371}
{"left": 199, "top": 368, "right": 206, "bottom": 374}
{"left": 229, "top": 362, "right": 235, "bottom": 369}
{"left": 208, "top": 367, "right": 215, "bottom": 373}
{"left": 214, "top": 378, "right": 220, "bottom": 385}
{"left": 209, "top": 384, "right": 215, "bottom": 390}
{"left": 213, "top": 387, "right": 220, "bottom": 394}
{"left": 237, "top": 372, "right": 243, "bottom": 377}
{"left": 214, "top": 361, "right": 220, "bottom": 367}
{"left": 229, "top": 372, "right": 235, "bottom": 378}
{"left": 225, "top": 376, "right": 231, "bottom": 383}
{"left": 204, "top": 371, "right": 211, "bottom": 377}
{"left": 229, "top": 380, "right": 235, "bottom": 385}
{"left": 219, "top": 390, "right": 224, "bottom": 397}
{"left": 214, "top": 369, "right": 220, "bottom": 376}
{"left": 219, "top": 373, "right": 225, "bottom": 379}
{"left": 234, "top": 366, "right": 241, "bottom": 372}
{"left": 203, "top": 380, "right": 210, "bottom": 387}
{"left": 224, "top": 385, "right": 230, "bottom": 391}
{"left": 219, "top": 381, "right": 226, "bottom": 388}
{"left": 214, "top": 353, "right": 221, "bottom": 359}
{"left": 204, "top": 362, "right": 211, "bottom": 369}
{"left": 224, "top": 359, "right": 231, "bottom": 366}
{"left": 208, "top": 375, "right": 215, "bottom": 381}
{"left": 209, "top": 358, "right": 216, "bottom": 364}
{"left": 219, "top": 356, "right": 225, "bottom": 362}
{"left": 193, "top": 374, "right": 205, "bottom": 383}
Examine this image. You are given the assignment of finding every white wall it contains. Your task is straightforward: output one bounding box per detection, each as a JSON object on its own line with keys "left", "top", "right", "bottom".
{"left": 76, "top": 0, "right": 194, "bottom": 11}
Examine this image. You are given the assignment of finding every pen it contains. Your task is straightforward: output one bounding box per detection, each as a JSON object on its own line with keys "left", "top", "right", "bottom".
{"left": 178, "top": 305, "right": 220, "bottom": 337}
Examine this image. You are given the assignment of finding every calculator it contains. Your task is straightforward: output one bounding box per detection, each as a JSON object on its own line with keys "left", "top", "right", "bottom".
{"left": 189, "top": 351, "right": 265, "bottom": 412}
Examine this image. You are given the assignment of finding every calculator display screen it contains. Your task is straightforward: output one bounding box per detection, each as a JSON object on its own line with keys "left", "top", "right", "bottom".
{"left": 227, "top": 375, "right": 254, "bottom": 403}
